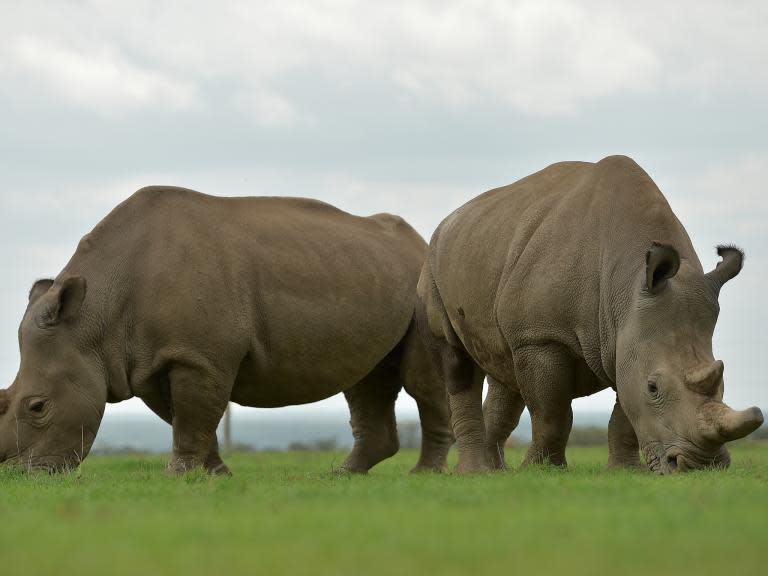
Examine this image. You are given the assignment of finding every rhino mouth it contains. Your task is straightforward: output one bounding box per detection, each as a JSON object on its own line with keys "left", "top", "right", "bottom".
{"left": 643, "top": 442, "right": 729, "bottom": 474}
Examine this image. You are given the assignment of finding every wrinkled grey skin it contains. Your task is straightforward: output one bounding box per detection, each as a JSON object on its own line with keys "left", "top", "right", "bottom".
{"left": 417, "top": 155, "right": 763, "bottom": 475}
{"left": 0, "top": 187, "right": 452, "bottom": 474}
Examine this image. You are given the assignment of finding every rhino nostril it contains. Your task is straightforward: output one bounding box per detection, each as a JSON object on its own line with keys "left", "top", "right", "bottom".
{"left": 667, "top": 455, "right": 678, "bottom": 471}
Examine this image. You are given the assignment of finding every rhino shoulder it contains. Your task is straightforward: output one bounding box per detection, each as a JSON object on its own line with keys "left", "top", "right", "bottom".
{"left": 119, "top": 185, "right": 210, "bottom": 215}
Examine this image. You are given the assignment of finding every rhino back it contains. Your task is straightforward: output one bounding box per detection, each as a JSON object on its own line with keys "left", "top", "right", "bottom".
{"left": 60, "top": 187, "right": 425, "bottom": 406}
{"left": 430, "top": 155, "right": 698, "bottom": 384}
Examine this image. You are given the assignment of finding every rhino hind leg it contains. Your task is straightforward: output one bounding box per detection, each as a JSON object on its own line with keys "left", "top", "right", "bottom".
{"left": 445, "top": 359, "right": 488, "bottom": 474}
{"left": 398, "top": 326, "right": 453, "bottom": 474}
{"left": 416, "top": 266, "right": 489, "bottom": 474}
{"left": 340, "top": 360, "right": 402, "bottom": 474}
{"left": 418, "top": 314, "right": 488, "bottom": 474}
{"left": 405, "top": 389, "right": 453, "bottom": 474}
{"left": 607, "top": 398, "right": 641, "bottom": 469}
{"left": 203, "top": 438, "right": 232, "bottom": 476}
{"left": 514, "top": 345, "right": 574, "bottom": 468}
{"left": 483, "top": 378, "right": 525, "bottom": 470}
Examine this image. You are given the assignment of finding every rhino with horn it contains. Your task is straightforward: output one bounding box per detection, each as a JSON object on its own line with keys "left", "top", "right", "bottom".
{"left": 418, "top": 156, "right": 763, "bottom": 474}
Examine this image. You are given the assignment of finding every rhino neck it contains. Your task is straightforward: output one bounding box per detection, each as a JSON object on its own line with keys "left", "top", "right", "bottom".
{"left": 58, "top": 255, "right": 134, "bottom": 405}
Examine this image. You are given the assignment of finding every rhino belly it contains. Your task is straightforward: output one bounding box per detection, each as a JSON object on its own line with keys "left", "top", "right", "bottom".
{"left": 230, "top": 362, "right": 361, "bottom": 407}
{"left": 229, "top": 297, "right": 408, "bottom": 407}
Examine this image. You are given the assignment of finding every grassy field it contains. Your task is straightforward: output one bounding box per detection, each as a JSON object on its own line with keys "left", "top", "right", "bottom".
{"left": 1, "top": 445, "right": 767, "bottom": 576}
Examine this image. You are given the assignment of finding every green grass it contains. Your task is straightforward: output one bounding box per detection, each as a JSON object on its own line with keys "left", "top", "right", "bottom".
{"left": 1, "top": 445, "right": 767, "bottom": 576}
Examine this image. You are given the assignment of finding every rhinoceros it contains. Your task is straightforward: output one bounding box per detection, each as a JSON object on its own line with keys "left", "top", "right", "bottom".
{"left": 417, "top": 155, "right": 763, "bottom": 474}
{"left": 0, "top": 187, "right": 453, "bottom": 474}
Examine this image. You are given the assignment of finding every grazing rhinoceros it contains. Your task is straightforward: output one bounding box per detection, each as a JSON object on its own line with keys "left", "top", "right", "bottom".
{"left": 417, "top": 155, "right": 763, "bottom": 474}
{"left": 0, "top": 187, "right": 453, "bottom": 474}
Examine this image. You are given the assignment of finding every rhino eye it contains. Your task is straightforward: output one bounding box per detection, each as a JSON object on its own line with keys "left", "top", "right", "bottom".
{"left": 647, "top": 380, "right": 659, "bottom": 396}
{"left": 29, "top": 400, "right": 46, "bottom": 414}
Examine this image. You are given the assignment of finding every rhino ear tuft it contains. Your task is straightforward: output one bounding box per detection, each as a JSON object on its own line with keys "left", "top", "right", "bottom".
{"left": 28, "top": 279, "right": 54, "bottom": 305}
{"left": 38, "top": 276, "right": 87, "bottom": 327}
{"left": 705, "top": 245, "right": 744, "bottom": 291}
{"left": 645, "top": 242, "right": 680, "bottom": 294}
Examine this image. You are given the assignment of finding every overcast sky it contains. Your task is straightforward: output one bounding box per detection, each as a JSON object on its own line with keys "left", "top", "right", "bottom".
{"left": 1, "top": 1, "right": 766, "bottom": 419}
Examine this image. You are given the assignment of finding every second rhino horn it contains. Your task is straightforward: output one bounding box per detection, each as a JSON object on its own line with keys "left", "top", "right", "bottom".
{"left": 684, "top": 360, "right": 724, "bottom": 396}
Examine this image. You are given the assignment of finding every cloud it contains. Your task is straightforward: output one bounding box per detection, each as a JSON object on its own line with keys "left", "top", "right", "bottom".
{"left": 387, "top": 1, "right": 660, "bottom": 114}
{"left": 4, "top": 0, "right": 765, "bottom": 122}
{"left": 1, "top": 35, "right": 198, "bottom": 113}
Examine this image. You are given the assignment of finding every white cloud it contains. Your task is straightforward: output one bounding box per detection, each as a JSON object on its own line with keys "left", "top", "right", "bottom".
{"left": 1, "top": 35, "right": 198, "bottom": 113}
{"left": 387, "top": 1, "right": 660, "bottom": 114}
{"left": 3, "top": 1, "right": 766, "bottom": 119}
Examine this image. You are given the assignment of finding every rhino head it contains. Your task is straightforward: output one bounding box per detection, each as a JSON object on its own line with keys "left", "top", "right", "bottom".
{"left": 0, "top": 277, "right": 106, "bottom": 472}
{"left": 616, "top": 244, "right": 763, "bottom": 474}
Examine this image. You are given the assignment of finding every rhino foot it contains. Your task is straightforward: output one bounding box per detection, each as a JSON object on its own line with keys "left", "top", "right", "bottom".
{"left": 207, "top": 461, "right": 232, "bottom": 476}
{"left": 337, "top": 456, "right": 371, "bottom": 475}
{"left": 166, "top": 457, "right": 232, "bottom": 477}
{"left": 166, "top": 457, "right": 201, "bottom": 476}
{"left": 410, "top": 462, "right": 448, "bottom": 474}
{"left": 606, "top": 460, "right": 644, "bottom": 472}
{"left": 454, "top": 452, "right": 492, "bottom": 475}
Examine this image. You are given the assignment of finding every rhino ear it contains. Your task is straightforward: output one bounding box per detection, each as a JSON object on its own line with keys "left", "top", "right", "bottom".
{"left": 705, "top": 245, "right": 743, "bottom": 291}
{"left": 645, "top": 242, "right": 680, "bottom": 294}
{"left": 29, "top": 279, "right": 54, "bottom": 305}
{"left": 38, "top": 276, "right": 87, "bottom": 327}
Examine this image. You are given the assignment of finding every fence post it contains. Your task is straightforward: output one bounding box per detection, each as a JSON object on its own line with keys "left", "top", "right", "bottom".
{"left": 223, "top": 403, "right": 232, "bottom": 452}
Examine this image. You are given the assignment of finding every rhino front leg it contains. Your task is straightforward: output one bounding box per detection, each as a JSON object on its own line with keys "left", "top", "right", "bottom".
{"left": 515, "top": 345, "right": 574, "bottom": 468}
{"left": 607, "top": 398, "right": 641, "bottom": 469}
{"left": 483, "top": 377, "right": 525, "bottom": 470}
{"left": 139, "top": 387, "right": 231, "bottom": 475}
{"left": 166, "top": 364, "right": 232, "bottom": 475}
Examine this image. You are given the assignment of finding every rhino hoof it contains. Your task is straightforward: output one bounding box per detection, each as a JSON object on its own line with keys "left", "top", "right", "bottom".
{"left": 410, "top": 463, "right": 448, "bottom": 474}
{"left": 208, "top": 462, "right": 232, "bottom": 477}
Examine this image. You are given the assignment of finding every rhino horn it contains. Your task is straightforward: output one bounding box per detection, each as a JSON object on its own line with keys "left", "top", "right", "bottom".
{"left": 684, "top": 360, "right": 724, "bottom": 396}
{"left": 697, "top": 401, "right": 763, "bottom": 443}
